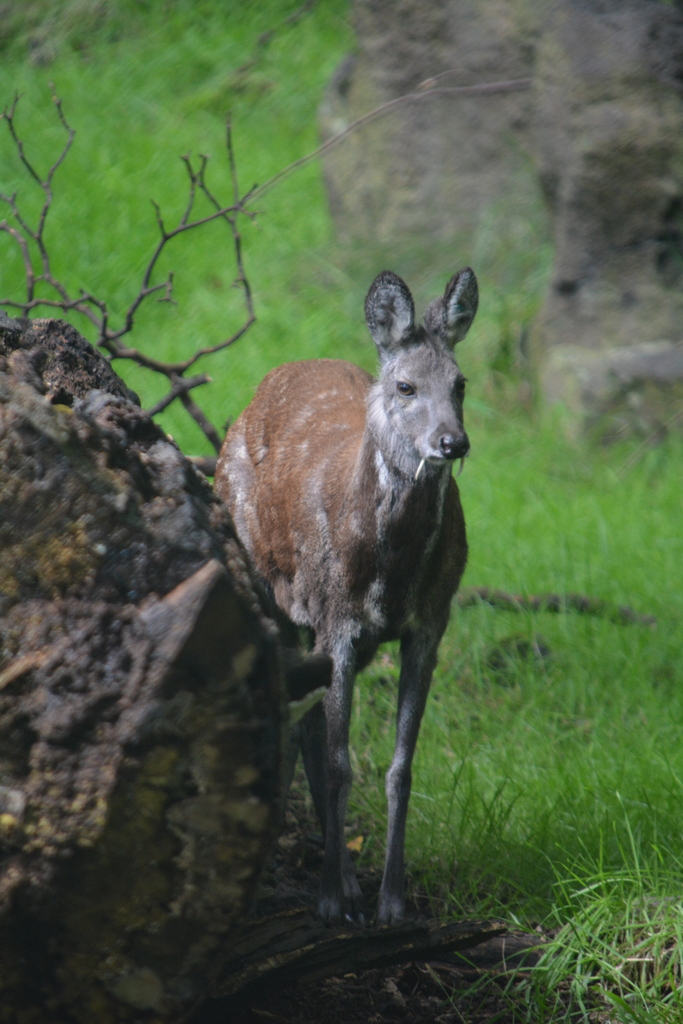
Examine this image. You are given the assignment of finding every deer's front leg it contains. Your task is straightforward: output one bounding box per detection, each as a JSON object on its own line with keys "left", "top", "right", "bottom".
{"left": 316, "top": 640, "right": 364, "bottom": 926}
{"left": 377, "top": 630, "right": 439, "bottom": 925}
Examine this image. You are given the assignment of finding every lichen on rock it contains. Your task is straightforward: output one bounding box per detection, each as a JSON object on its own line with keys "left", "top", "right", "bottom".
{"left": 0, "top": 313, "right": 288, "bottom": 1022}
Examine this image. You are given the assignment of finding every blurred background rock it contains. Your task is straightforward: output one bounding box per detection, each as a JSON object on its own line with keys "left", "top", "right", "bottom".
{"left": 321, "top": 0, "right": 683, "bottom": 439}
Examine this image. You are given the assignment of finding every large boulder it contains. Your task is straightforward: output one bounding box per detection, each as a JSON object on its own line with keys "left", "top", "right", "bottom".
{"left": 532, "top": 0, "right": 683, "bottom": 437}
{"left": 319, "top": 0, "right": 539, "bottom": 246}
{"left": 320, "top": 0, "right": 683, "bottom": 436}
{"left": 0, "top": 314, "right": 288, "bottom": 1022}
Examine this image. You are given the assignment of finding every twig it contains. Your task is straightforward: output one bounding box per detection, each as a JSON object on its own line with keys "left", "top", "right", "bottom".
{"left": 145, "top": 373, "right": 212, "bottom": 417}
{"left": 0, "top": 92, "right": 255, "bottom": 450}
{"left": 1, "top": 72, "right": 532, "bottom": 450}
{"left": 216, "top": 909, "right": 506, "bottom": 1001}
{"left": 231, "top": 0, "right": 317, "bottom": 78}
{"left": 189, "top": 456, "right": 218, "bottom": 477}
{"left": 179, "top": 391, "right": 223, "bottom": 451}
{"left": 0, "top": 87, "right": 76, "bottom": 312}
{"left": 458, "top": 588, "right": 656, "bottom": 627}
{"left": 245, "top": 76, "right": 533, "bottom": 206}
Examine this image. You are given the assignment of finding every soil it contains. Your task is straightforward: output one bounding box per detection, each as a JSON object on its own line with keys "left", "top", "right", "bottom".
{"left": 229, "top": 965, "right": 512, "bottom": 1024}
{"left": 221, "top": 777, "right": 545, "bottom": 1024}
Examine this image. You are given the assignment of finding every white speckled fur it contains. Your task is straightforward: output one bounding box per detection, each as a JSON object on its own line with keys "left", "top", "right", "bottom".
{"left": 215, "top": 267, "right": 479, "bottom": 927}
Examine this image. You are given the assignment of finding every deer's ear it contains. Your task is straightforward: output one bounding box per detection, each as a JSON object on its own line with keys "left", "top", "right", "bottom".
{"left": 425, "top": 268, "right": 479, "bottom": 349}
{"left": 443, "top": 268, "right": 478, "bottom": 347}
{"left": 364, "top": 271, "right": 415, "bottom": 357}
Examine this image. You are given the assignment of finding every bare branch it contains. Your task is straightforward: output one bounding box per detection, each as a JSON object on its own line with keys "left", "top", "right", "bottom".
{"left": 47, "top": 90, "right": 77, "bottom": 180}
{"left": 0, "top": 91, "right": 256, "bottom": 449}
{"left": 235, "top": 0, "right": 316, "bottom": 75}
{"left": 179, "top": 391, "right": 222, "bottom": 452}
{"left": 457, "top": 587, "right": 657, "bottom": 627}
{"left": 106, "top": 194, "right": 242, "bottom": 347}
{"left": 173, "top": 315, "right": 257, "bottom": 373}
{"left": 0, "top": 291, "right": 107, "bottom": 330}
{"left": 225, "top": 118, "right": 255, "bottom": 322}
{"left": 2, "top": 93, "right": 44, "bottom": 188}
{"left": 245, "top": 76, "right": 533, "bottom": 206}
{"left": 156, "top": 273, "right": 177, "bottom": 305}
{"left": 163, "top": 117, "right": 258, "bottom": 374}
{"left": 189, "top": 455, "right": 218, "bottom": 477}
{"left": 0, "top": 87, "right": 76, "bottom": 312}
{"left": 0, "top": 72, "right": 532, "bottom": 451}
{"left": 0, "top": 118, "right": 72, "bottom": 317}
{"left": 145, "top": 373, "right": 211, "bottom": 417}
{"left": 0, "top": 220, "right": 35, "bottom": 301}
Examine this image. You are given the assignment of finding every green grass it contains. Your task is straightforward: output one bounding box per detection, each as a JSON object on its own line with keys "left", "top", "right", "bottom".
{"left": 527, "top": 860, "right": 683, "bottom": 1022}
{"left": 2, "top": 6, "right": 683, "bottom": 1021}
{"left": 351, "top": 419, "right": 683, "bottom": 902}
{"left": 0, "top": 0, "right": 363, "bottom": 451}
{"left": 350, "top": 419, "right": 683, "bottom": 1020}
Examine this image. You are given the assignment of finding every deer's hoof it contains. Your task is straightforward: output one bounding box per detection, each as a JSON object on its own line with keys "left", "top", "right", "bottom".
{"left": 317, "top": 893, "right": 343, "bottom": 926}
{"left": 317, "top": 891, "right": 365, "bottom": 927}
{"left": 376, "top": 894, "right": 405, "bottom": 926}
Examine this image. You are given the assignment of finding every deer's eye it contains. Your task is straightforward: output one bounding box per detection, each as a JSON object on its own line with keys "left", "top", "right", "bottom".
{"left": 455, "top": 377, "right": 467, "bottom": 399}
{"left": 397, "top": 381, "right": 415, "bottom": 396}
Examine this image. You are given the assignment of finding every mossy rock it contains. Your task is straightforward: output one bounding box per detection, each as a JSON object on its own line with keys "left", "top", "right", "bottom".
{"left": 0, "top": 315, "right": 288, "bottom": 1022}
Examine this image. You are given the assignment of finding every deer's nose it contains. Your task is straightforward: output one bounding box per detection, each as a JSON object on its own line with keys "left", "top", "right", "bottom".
{"left": 439, "top": 433, "right": 469, "bottom": 459}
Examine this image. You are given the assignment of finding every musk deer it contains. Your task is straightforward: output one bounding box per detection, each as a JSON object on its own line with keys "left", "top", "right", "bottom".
{"left": 214, "top": 267, "right": 478, "bottom": 925}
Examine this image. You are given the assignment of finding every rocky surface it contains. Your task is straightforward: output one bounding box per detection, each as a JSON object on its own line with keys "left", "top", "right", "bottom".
{"left": 541, "top": 340, "right": 683, "bottom": 440}
{"left": 319, "top": 0, "right": 539, "bottom": 246}
{"left": 320, "top": 0, "right": 683, "bottom": 435}
{"left": 0, "top": 314, "right": 287, "bottom": 1022}
{"left": 531, "top": 0, "right": 683, "bottom": 435}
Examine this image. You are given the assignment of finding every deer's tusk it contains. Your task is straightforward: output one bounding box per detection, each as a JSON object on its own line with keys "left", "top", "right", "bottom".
{"left": 414, "top": 458, "right": 426, "bottom": 481}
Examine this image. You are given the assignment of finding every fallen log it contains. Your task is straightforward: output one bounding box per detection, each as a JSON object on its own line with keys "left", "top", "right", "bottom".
{"left": 193, "top": 908, "right": 507, "bottom": 1017}
{"left": 458, "top": 586, "right": 656, "bottom": 627}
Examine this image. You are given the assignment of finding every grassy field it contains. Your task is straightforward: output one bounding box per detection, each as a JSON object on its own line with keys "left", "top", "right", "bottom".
{"left": 2, "top": 3, "right": 683, "bottom": 1020}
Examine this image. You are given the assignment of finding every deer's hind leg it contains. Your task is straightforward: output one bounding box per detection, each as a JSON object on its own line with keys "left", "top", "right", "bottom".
{"left": 377, "top": 629, "right": 440, "bottom": 925}
{"left": 301, "top": 636, "right": 364, "bottom": 925}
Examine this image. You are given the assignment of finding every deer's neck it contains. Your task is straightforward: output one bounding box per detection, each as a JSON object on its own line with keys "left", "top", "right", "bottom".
{"left": 358, "top": 421, "right": 451, "bottom": 542}
{"left": 349, "top": 431, "right": 451, "bottom": 635}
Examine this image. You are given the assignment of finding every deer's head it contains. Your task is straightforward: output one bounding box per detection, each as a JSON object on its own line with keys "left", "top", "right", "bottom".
{"left": 365, "top": 268, "right": 478, "bottom": 478}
